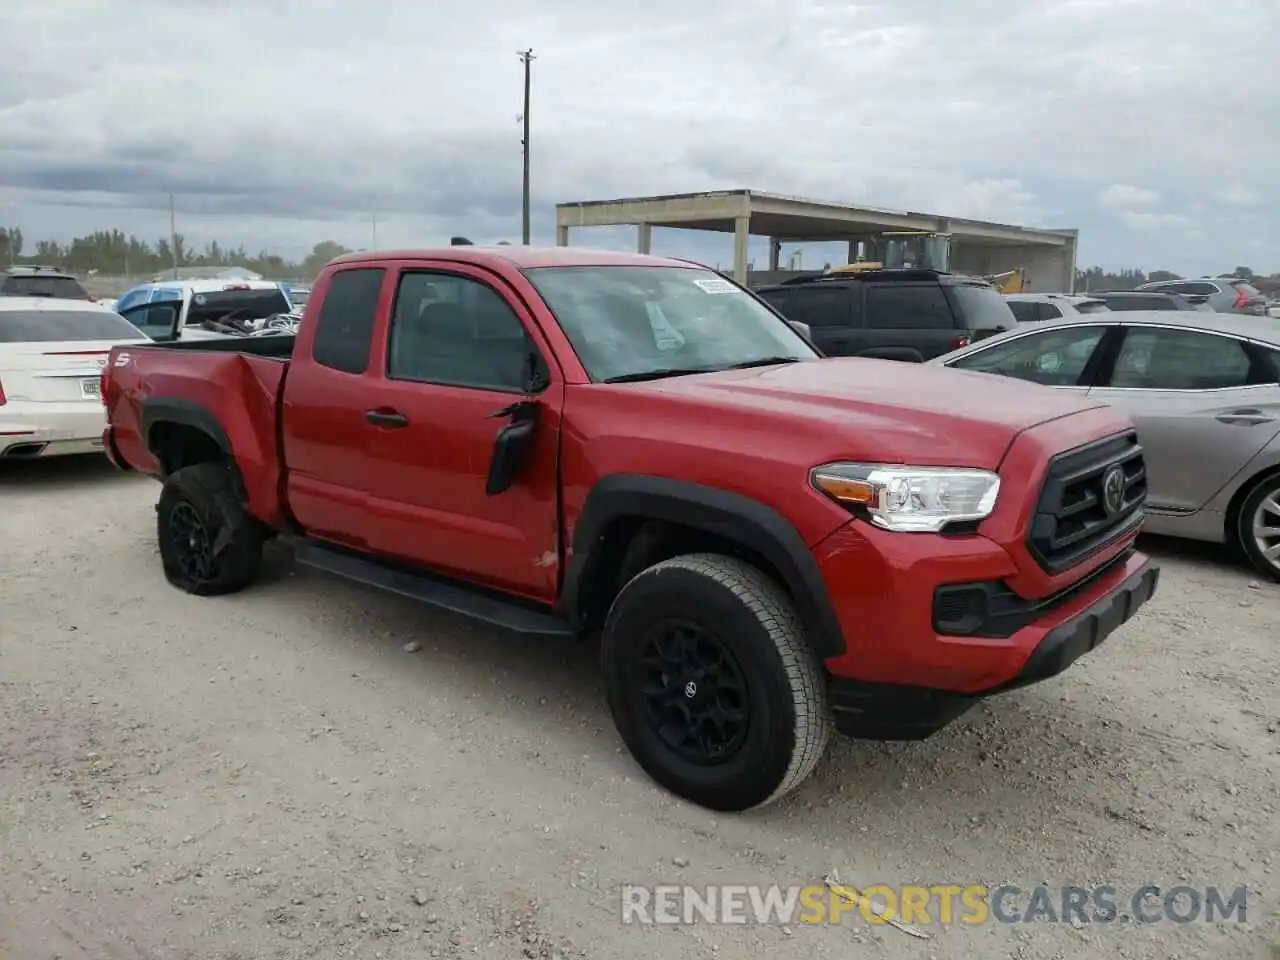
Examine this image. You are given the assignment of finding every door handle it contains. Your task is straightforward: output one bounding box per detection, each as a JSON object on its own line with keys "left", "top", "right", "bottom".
{"left": 1215, "top": 409, "right": 1276, "bottom": 426}
{"left": 365, "top": 409, "right": 409, "bottom": 428}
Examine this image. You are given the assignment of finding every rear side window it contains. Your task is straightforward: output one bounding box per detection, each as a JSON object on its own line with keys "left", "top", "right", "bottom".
{"left": 1037, "top": 303, "right": 1063, "bottom": 320}
{"left": 1, "top": 274, "right": 91, "bottom": 300}
{"left": 1103, "top": 295, "right": 1164, "bottom": 311}
{"left": 1074, "top": 300, "right": 1110, "bottom": 314}
{"left": 945, "top": 284, "right": 1016, "bottom": 330}
{"left": 790, "top": 286, "right": 854, "bottom": 328}
{"left": 1110, "top": 327, "right": 1253, "bottom": 389}
{"left": 865, "top": 284, "right": 952, "bottom": 329}
{"left": 312, "top": 268, "right": 384, "bottom": 374}
{"left": 0, "top": 309, "right": 143, "bottom": 342}
{"left": 1007, "top": 301, "right": 1038, "bottom": 323}
{"left": 756, "top": 289, "right": 793, "bottom": 314}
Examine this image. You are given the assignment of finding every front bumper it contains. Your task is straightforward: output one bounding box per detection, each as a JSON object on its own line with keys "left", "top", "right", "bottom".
{"left": 827, "top": 554, "right": 1159, "bottom": 739}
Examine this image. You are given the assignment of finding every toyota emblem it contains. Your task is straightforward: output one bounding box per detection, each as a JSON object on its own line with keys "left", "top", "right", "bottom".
{"left": 1101, "top": 465, "right": 1125, "bottom": 516}
{"left": 684, "top": 681, "right": 697, "bottom": 698}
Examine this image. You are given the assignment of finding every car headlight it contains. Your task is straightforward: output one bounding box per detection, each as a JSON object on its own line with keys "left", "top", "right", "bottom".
{"left": 810, "top": 463, "right": 1001, "bottom": 533}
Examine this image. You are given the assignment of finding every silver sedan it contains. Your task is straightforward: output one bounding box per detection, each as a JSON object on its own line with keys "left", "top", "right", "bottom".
{"left": 930, "top": 310, "right": 1280, "bottom": 579}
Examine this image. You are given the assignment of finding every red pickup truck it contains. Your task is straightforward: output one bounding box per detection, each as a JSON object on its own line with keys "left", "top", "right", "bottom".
{"left": 102, "top": 246, "right": 1159, "bottom": 812}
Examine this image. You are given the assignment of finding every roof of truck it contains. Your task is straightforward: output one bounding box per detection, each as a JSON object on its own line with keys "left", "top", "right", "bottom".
{"left": 330, "top": 246, "right": 704, "bottom": 270}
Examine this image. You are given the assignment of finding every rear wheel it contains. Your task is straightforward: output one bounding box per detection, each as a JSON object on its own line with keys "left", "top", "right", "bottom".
{"left": 157, "top": 462, "right": 264, "bottom": 595}
{"left": 600, "top": 553, "right": 832, "bottom": 812}
{"left": 1236, "top": 474, "right": 1280, "bottom": 582}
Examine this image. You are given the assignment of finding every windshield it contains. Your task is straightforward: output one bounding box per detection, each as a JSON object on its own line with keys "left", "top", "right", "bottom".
{"left": 1, "top": 274, "right": 91, "bottom": 300}
{"left": 0, "top": 309, "right": 145, "bottom": 342}
{"left": 186, "top": 288, "right": 291, "bottom": 325}
{"left": 523, "top": 265, "right": 817, "bottom": 382}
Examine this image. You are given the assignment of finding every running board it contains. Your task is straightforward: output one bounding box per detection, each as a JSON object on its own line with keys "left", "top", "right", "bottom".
{"left": 291, "top": 539, "right": 574, "bottom": 639}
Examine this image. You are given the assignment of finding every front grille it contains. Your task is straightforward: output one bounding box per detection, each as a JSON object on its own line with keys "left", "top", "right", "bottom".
{"left": 1026, "top": 431, "right": 1146, "bottom": 574}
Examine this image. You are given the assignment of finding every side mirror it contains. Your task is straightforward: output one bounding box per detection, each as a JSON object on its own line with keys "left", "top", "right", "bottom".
{"left": 787, "top": 320, "right": 812, "bottom": 340}
{"left": 485, "top": 402, "right": 538, "bottom": 496}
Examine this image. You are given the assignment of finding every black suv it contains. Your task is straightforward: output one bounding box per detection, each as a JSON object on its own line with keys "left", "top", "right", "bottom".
{"left": 1, "top": 265, "right": 92, "bottom": 300}
{"left": 754, "top": 269, "right": 1015, "bottom": 361}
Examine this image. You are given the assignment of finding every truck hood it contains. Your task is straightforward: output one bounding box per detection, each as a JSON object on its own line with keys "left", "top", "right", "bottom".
{"left": 635, "top": 357, "right": 1107, "bottom": 469}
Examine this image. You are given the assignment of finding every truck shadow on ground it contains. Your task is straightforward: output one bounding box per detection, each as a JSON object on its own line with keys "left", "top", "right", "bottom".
{"left": 251, "top": 540, "right": 1252, "bottom": 881}
{"left": 0, "top": 453, "right": 139, "bottom": 492}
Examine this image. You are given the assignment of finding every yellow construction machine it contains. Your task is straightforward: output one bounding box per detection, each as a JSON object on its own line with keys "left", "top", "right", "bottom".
{"left": 825, "top": 232, "right": 1027, "bottom": 292}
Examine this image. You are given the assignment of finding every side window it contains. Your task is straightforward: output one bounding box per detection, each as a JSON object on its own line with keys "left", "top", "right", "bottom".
{"left": 950, "top": 326, "right": 1107, "bottom": 386}
{"left": 1185, "top": 282, "right": 1219, "bottom": 296}
{"left": 790, "top": 286, "right": 852, "bottom": 328}
{"left": 1007, "top": 301, "right": 1038, "bottom": 323}
{"left": 1110, "top": 328, "right": 1252, "bottom": 390}
{"left": 757, "top": 289, "right": 793, "bottom": 315}
{"left": 121, "top": 302, "right": 179, "bottom": 340}
{"left": 865, "top": 284, "right": 953, "bottom": 329}
{"left": 387, "top": 272, "right": 535, "bottom": 392}
{"left": 1037, "top": 303, "right": 1063, "bottom": 321}
{"left": 312, "top": 268, "right": 384, "bottom": 374}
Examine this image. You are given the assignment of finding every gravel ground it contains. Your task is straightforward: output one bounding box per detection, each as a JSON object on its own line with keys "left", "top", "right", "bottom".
{"left": 2, "top": 456, "right": 1277, "bottom": 960}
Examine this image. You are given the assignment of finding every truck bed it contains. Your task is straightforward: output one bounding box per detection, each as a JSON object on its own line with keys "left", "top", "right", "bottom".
{"left": 104, "top": 337, "right": 293, "bottom": 526}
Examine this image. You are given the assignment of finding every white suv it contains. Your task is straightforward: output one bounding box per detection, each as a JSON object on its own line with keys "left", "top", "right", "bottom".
{"left": 1003, "top": 293, "right": 1110, "bottom": 325}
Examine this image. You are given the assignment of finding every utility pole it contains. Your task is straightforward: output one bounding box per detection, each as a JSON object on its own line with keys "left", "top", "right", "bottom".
{"left": 518, "top": 48, "right": 535, "bottom": 245}
{"left": 168, "top": 193, "right": 179, "bottom": 279}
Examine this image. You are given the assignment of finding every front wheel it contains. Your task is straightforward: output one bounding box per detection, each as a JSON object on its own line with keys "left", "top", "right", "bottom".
{"left": 600, "top": 553, "right": 833, "bottom": 812}
{"left": 157, "top": 462, "right": 264, "bottom": 595}
{"left": 1236, "top": 474, "right": 1280, "bottom": 582}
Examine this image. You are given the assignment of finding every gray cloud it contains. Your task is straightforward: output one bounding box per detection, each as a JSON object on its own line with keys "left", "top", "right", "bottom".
{"left": 0, "top": 0, "right": 1275, "bottom": 272}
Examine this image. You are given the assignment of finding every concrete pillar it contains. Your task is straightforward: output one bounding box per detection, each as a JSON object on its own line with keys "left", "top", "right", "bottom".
{"left": 768, "top": 238, "right": 781, "bottom": 271}
{"left": 847, "top": 239, "right": 859, "bottom": 264}
{"left": 555, "top": 224, "right": 569, "bottom": 247}
{"left": 636, "top": 223, "right": 651, "bottom": 255}
{"left": 733, "top": 216, "right": 750, "bottom": 285}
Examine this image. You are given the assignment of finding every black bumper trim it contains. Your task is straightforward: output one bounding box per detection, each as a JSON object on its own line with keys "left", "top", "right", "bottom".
{"left": 104, "top": 427, "right": 132, "bottom": 473}
{"left": 830, "top": 558, "right": 1160, "bottom": 741}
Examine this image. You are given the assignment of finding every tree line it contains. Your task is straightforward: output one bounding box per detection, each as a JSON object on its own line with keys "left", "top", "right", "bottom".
{"left": 1, "top": 226, "right": 1274, "bottom": 290}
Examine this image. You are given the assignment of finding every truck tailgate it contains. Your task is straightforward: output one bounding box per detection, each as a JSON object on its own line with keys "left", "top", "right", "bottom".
{"left": 104, "top": 344, "right": 289, "bottom": 527}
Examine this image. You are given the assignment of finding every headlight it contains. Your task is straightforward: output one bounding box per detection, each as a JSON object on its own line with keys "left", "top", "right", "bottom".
{"left": 810, "top": 463, "right": 1000, "bottom": 533}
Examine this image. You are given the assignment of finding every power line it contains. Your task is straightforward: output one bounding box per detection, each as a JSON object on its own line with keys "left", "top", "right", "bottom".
{"left": 518, "top": 48, "right": 536, "bottom": 245}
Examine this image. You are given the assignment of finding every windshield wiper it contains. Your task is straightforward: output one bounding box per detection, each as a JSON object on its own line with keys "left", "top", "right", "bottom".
{"left": 602, "top": 366, "right": 720, "bottom": 384}
{"left": 723, "top": 356, "right": 803, "bottom": 370}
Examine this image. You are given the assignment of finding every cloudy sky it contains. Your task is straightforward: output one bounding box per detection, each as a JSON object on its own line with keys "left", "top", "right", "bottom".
{"left": 1, "top": 0, "right": 1275, "bottom": 275}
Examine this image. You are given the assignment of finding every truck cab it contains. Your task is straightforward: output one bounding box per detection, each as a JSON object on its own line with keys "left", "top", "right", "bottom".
{"left": 113, "top": 279, "right": 294, "bottom": 341}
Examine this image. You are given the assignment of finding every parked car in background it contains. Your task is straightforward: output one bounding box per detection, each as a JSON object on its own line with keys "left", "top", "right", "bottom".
{"left": 113, "top": 278, "right": 294, "bottom": 340}
{"left": 282, "top": 284, "right": 311, "bottom": 312}
{"left": 0, "top": 297, "right": 149, "bottom": 459}
{"left": 1004, "top": 293, "right": 1110, "bottom": 324}
{"left": 1136, "top": 277, "right": 1268, "bottom": 316}
{"left": 930, "top": 311, "right": 1280, "bottom": 580}
{"left": 1088, "top": 290, "right": 1210, "bottom": 312}
{"left": 1265, "top": 299, "right": 1280, "bottom": 320}
{"left": 1, "top": 266, "right": 92, "bottom": 301}
{"left": 754, "top": 268, "right": 1015, "bottom": 361}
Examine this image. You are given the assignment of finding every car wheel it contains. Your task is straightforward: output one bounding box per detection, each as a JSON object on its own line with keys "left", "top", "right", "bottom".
{"left": 157, "top": 462, "right": 264, "bottom": 595}
{"left": 600, "top": 553, "right": 833, "bottom": 812}
{"left": 1236, "top": 474, "right": 1280, "bottom": 582}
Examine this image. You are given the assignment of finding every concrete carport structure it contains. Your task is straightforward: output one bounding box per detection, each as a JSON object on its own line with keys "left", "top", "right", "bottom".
{"left": 555, "top": 189, "right": 1079, "bottom": 293}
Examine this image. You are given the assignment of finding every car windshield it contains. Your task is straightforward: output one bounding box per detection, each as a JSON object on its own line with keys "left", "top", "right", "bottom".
{"left": 0, "top": 309, "right": 145, "bottom": 342}
{"left": 185, "top": 287, "right": 292, "bottom": 325}
{"left": 1, "top": 274, "right": 91, "bottom": 300}
{"left": 523, "top": 265, "right": 817, "bottom": 382}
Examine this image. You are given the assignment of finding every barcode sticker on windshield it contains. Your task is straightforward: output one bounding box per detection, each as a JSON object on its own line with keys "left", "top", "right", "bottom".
{"left": 692, "top": 277, "right": 736, "bottom": 295}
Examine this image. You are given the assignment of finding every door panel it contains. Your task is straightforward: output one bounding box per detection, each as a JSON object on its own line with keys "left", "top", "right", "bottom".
{"left": 1088, "top": 325, "right": 1280, "bottom": 511}
{"left": 360, "top": 265, "right": 563, "bottom": 602}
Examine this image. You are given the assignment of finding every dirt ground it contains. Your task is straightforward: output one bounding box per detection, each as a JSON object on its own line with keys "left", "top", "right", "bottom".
{"left": 2, "top": 456, "right": 1277, "bottom": 960}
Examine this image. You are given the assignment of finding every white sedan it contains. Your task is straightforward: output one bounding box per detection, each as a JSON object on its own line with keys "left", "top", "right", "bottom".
{"left": 0, "top": 297, "right": 150, "bottom": 459}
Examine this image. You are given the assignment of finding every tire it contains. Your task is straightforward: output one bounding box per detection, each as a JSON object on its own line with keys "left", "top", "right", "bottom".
{"left": 1235, "top": 473, "right": 1280, "bottom": 582}
{"left": 600, "top": 553, "right": 833, "bottom": 812}
{"left": 156, "top": 462, "right": 264, "bottom": 595}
